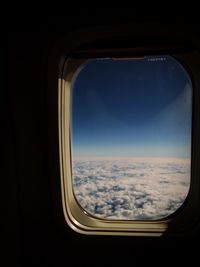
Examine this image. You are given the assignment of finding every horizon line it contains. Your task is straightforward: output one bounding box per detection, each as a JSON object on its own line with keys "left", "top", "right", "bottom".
{"left": 73, "top": 155, "right": 191, "bottom": 161}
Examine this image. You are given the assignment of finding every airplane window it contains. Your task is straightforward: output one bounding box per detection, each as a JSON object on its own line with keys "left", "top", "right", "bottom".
{"left": 70, "top": 55, "right": 192, "bottom": 220}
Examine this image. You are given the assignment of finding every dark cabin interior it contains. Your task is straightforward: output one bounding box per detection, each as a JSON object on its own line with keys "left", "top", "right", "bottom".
{"left": 3, "top": 12, "right": 200, "bottom": 266}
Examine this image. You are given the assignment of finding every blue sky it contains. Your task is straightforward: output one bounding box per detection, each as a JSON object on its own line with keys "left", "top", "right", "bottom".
{"left": 71, "top": 55, "right": 192, "bottom": 158}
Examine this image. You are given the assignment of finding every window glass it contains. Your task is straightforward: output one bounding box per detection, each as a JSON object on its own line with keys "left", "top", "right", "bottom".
{"left": 71, "top": 55, "right": 192, "bottom": 220}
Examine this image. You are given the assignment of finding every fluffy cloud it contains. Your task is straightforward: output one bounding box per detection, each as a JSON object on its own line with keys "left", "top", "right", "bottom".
{"left": 72, "top": 157, "right": 190, "bottom": 220}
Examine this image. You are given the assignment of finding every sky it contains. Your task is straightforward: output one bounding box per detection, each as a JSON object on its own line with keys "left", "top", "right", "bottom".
{"left": 71, "top": 55, "right": 192, "bottom": 158}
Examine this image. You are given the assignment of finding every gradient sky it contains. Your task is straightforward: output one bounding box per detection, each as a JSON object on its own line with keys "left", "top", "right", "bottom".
{"left": 71, "top": 55, "right": 192, "bottom": 158}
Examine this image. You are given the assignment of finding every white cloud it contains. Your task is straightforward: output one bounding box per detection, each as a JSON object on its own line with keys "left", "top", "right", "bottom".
{"left": 72, "top": 157, "right": 191, "bottom": 220}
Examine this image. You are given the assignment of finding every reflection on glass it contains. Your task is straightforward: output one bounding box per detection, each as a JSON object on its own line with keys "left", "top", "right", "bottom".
{"left": 71, "top": 55, "right": 192, "bottom": 220}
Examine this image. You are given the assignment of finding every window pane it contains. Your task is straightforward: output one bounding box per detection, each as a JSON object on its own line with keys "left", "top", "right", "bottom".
{"left": 70, "top": 55, "right": 192, "bottom": 220}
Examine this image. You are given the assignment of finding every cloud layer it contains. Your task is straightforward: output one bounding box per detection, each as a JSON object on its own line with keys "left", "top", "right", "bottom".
{"left": 72, "top": 157, "right": 190, "bottom": 220}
